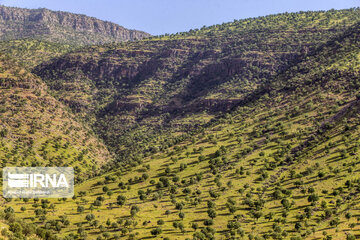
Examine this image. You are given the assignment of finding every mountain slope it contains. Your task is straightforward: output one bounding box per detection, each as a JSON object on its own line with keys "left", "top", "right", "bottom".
{"left": 0, "top": 39, "right": 74, "bottom": 69}
{"left": 33, "top": 8, "right": 360, "bottom": 164}
{"left": 3, "top": 19, "right": 360, "bottom": 240}
{"left": 0, "top": 5, "right": 150, "bottom": 46}
{"left": 0, "top": 54, "right": 113, "bottom": 181}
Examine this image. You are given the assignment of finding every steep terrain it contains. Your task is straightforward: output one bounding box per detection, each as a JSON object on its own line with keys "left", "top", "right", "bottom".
{"left": 0, "top": 54, "right": 113, "bottom": 181}
{"left": 0, "top": 5, "right": 150, "bottom": 46}
{"left": 0, "top": 6, "right": 359, "bottom": 240}
{"left": 0, "top": 39, "right": 74, "bottom": 69}
{"left": 2, "top": 18, "right": 360, "bottom": 240}
{"left": 34, "top": 8, "right": 360, "bottom": 164}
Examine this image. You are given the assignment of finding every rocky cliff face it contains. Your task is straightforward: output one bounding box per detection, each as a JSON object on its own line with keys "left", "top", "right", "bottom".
{"left": 0, "top": 5, "right": 150, "bottom": 45}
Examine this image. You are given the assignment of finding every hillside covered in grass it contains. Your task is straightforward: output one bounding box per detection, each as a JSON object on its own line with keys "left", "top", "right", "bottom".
{"left": 0, "top": 54, "right": 113, "bottom": 182}
{"left": 0, "top": 39, "right": 74, "bottom": 69}
{"left": 0, "top": 7, "right": 359, "bottom": 240}
{"left": 33, "top": 8, "right": 360, "bottom": 166}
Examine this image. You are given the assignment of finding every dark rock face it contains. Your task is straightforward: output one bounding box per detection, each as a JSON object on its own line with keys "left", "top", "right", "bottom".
{"left": 0, "top": 5, "right": 151, "bottom": 45}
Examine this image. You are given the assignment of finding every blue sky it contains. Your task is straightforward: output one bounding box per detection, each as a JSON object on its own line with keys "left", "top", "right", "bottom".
{"left": 0, "top": 0, "right": 358, "bottom": 35}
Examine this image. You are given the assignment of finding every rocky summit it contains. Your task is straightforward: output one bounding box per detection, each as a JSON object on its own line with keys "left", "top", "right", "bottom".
{"left": 0, "top": 5, "right": 150, "bottom": 45}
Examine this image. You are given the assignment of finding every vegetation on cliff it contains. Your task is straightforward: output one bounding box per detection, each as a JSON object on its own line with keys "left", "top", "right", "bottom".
{"left": 0, "top": 6, "right": 359, "bottom": 240}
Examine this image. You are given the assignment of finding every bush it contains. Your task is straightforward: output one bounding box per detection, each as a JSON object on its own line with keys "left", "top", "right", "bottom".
{"left": 356, "top": 93, "right": 360, "bottom": 100}
{"left": 150, "top": 227, "right": 162, "bottom": 236}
